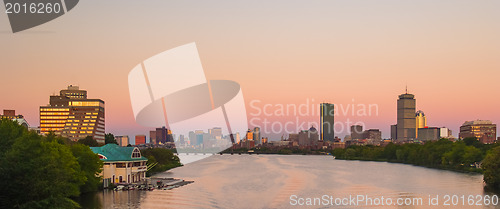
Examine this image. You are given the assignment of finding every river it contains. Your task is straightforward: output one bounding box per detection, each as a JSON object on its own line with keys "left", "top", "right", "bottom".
{"left": 78, "top": 155, "right": 500, "bottom": 208}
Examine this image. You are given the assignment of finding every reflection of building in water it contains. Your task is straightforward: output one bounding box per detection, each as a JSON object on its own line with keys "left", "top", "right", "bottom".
{"left": 90, "top": 144, "right": 148, "bottom": 185}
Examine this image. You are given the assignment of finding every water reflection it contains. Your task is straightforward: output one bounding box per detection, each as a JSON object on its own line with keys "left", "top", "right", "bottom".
{"left": 79, "top": 155, "right": 500, "bottom": 209}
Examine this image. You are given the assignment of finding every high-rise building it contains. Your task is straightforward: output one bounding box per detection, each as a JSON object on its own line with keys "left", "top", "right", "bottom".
{"left": 459, "top": 120, "right": 497, "bottom": 144}
{"left": 246, "top": 129, "right": 254, "bottom": 141}
{"left": 396, "top": 90, "right": 416, "bottom": 141}
{"left": 151, "top": 127, "right": 174, "bottom": 144}
{"left": 135, "top": 135, "right": 146, "bottom": 145}
{"left": 390, "top": 124, "right": 397, "bottom": 140}
{"left": 39, "top": 85, "right": 105, "bottom": 143}
{"left": 253, "top": 127, "right": 261, "bottom": 145}
{"left": 320, "top": 103, "right": 335, "bottom": 141}
{"left": 415, "top": 110, "right": 427, "bottom": 138}
{"left": 350, "top": 125, "right": 364, "bottom": 140}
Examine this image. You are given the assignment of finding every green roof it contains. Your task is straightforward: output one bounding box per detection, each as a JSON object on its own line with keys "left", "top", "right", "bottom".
{"left": 90, "top": 144, "right": 148, "bottom": 162}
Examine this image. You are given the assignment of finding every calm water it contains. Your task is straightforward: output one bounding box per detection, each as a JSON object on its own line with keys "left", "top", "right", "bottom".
{"left": 79, "top": 155, "right": 500, "bottom": 208}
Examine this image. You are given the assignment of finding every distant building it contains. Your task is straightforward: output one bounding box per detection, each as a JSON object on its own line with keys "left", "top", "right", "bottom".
{"left": 415, "top": 110, "right": 427, "bottom": 138}
{"left": 396, "top": 90, "right": 416, "bottom": 141}
{"left": 253, "top": 127, "right": 261, "bottom": 145}
{"left": 298, "top": 126, "right": 319, "bottom": 146}
{"left": 320, "top": 103, "right": 335, "bottom": 141}
{"left": 209, "top": 127, "right": 222, "bottom": 140}
{"left": 149, "top": 130, "right": 156, "bottom": 144}
{"left": 459, "top": 120, "right": 497, "bottom": 144}
{"left": 135, "top": 135, "right": 146, "bottom": 145}
{"left": 363, "top": 129, "right": 382, "bottom": 142}
{"left": 350, "top": 125, "right": 364, "bottom": 140}
{"left": 417, "top": 127, "right": 451, "bottom": 141}
{"left": 90, "top": 144, "right": 147, "bottom": 185}
{"left": 39, "top": 85, "right": 105, "bottom": 143}
{"left": 0, "top": 109, "right": 29, "bottom": 128}
{"left": 115, "top": 136, "right": 129, "bottom": 147}
{"left": 390, "top": 124, "right": 397, "bottom": 140}
{"left": 246, "top": 129, "right": 254, "bottom": 141}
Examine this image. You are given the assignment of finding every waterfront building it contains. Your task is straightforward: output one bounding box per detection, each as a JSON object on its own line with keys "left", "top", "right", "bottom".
{"left": 135, "top": 135, "right": 146, "bottom": 145}
{"left": 90, "top": 144, "right": 148, "bottom": 185}
{"left": 0, "top": 109, "right": 29, "bottom": 128}
{"left": 115, "top": 136, "right": 129, "bottom": 147}
{"left": 350, "top": 125, "right": 363, "bottom": 140}
{"left": 39, "top": 85, "right": 105, "bottom": 143}
{"left": 459, "top": 120, "right": 497, "bottom": 144}
{"left": 320, "top": 103, "right": 335, "bottom": 141}
{"left": 415, "top": 110, "right": 427, "bottom": 138}
{"left": 396, "top": 89, "right": 416, "bottom": 141}
{"left": 298, "top": 126, "right": 319, "bottom": 146}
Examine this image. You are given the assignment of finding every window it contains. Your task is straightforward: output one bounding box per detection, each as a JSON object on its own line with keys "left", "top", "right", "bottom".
{"left": 132, "top": 148, "right": 141, "bottom": 158}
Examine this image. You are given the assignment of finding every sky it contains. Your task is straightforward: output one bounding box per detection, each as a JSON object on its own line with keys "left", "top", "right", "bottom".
{"left": 1, "top": 0, "right": 499, "bottom": 143}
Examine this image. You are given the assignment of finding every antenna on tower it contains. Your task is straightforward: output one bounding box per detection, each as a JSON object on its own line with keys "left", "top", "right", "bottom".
{"left": 405, "top": 85, "right": 408, "bottom": 94}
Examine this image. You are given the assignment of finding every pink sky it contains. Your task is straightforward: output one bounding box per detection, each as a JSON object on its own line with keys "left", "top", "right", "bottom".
{"left": 0, "top": 0, "right": 499, "bottom": 140}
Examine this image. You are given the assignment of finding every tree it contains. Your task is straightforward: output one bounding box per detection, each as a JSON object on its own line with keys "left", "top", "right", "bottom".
{"left": 78, "top": 136, "right": 98, "bottom": 147}
{"left": 70, "top": 144, "right": 103, "bottom": 193}
{"left": 0, "top": 128, "right": 86, "bottom": 208}
{"left": 482, "top": 147, "right": 500, "bottom": 189}
{"left": 105, "top": 133, "right": 117, "bottom": 145}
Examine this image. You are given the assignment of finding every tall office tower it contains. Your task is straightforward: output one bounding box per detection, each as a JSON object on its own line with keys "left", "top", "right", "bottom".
{"left": 350, "top": 125, "right": 364, "bottom": 140}
{"left": 40, "top": 85, "right": 105, "bottom": 143}
{"left": 253, "top": 127, "right": 261, "bottom": 145}
{"left": 459, "top": 120, "right": 497, "bottom": 144}
{"left": 415, "top": 110, "right": 427, "bottom": 138}
{"left": 246, "top": 129, "right": 254, "bottom": 141}
{"left": 320, "top": 103, "right": 335, "bottom": 141}
{"left": 396, "top": 89, "right": 416, "bottom": 141}
{"left": 390, "top": 124, "right": 397, "bottom": 140}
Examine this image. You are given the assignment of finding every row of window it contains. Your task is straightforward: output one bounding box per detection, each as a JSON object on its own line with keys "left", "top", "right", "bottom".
{"left": 40, "top": 108, "right": 69, "bottom": 111}
{"left": 40, "top": 112, "right": 69, "bottom": 115}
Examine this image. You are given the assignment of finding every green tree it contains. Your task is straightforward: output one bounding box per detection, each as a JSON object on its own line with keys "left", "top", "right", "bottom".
{"left": 78, "top": 136, "right": 98, "bottom": 147}
{"left": 70, "top": 144, "right": 103, "bottom": 193}
{"left": 105, "top": 133, "right": 117, "bottom": 145}
{"left": 482, "top": 147, "right": 500, "bottom": 189}
{"left": 0, "top": 129, "right": 86, "bottom": 208}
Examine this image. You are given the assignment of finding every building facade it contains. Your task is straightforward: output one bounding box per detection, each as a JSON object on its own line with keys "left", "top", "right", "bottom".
{"left": 0, "top": 109, "right": 29, "bottom": 128}
{"left": 459, "top": 120, "right": 497, "bottom": 144}
{"left": 253, "top": 127, "right": 261, "bottom": 145}
{"left": 90, "top": 144, "right": 148, "bottom": 184}
{"left": 39, "top": 85, "right": 105, "bottom": 143}
{"left": 415, "top": 110, "right": 427, "bottom": 138}
{"left": 135, "top": 135, "right": 146, "bottom": 145}
{"left": 396, "top": 92, "right": 416, "bottom": 141}
{"left": 320, "top": 103, "right": 335, "bottom": 141}
{"left": 350, "top": 125, "right": 364, "bottom": 140}
{"left": 115, "top": 135, "right": 129, "bottom": 147}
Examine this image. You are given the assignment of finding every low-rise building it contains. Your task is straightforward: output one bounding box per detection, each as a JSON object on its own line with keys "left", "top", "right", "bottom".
{"left": 90, "top": 144, "right": 148, "bottom": 185}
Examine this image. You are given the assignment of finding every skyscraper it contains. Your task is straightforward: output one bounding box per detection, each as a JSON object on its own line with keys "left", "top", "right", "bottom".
{"left": 350, "top": 125, "right": 363, "bottom": 140}
{"left": 415, "top": 110, "right": 427, "bottom": 138}
{"left": 396, "top": 89, "right": 416, "bottom": 141}
{"left": 39, "top": 85, "right": 105, "bottom": 143}
{"left": 320, "top": 103, "right": 335, "bottom": 141}
{"left": 253, "top": 127, "right": 261, "bottom": 145}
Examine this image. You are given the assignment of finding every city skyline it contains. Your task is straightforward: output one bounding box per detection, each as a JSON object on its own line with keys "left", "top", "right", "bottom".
{"left": 1, "top": 0, "right": 499, "bottom": 140}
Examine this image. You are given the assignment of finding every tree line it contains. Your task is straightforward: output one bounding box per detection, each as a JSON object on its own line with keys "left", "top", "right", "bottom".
{"left": 331, "top": 138, "right": 500, "bottom": 190}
